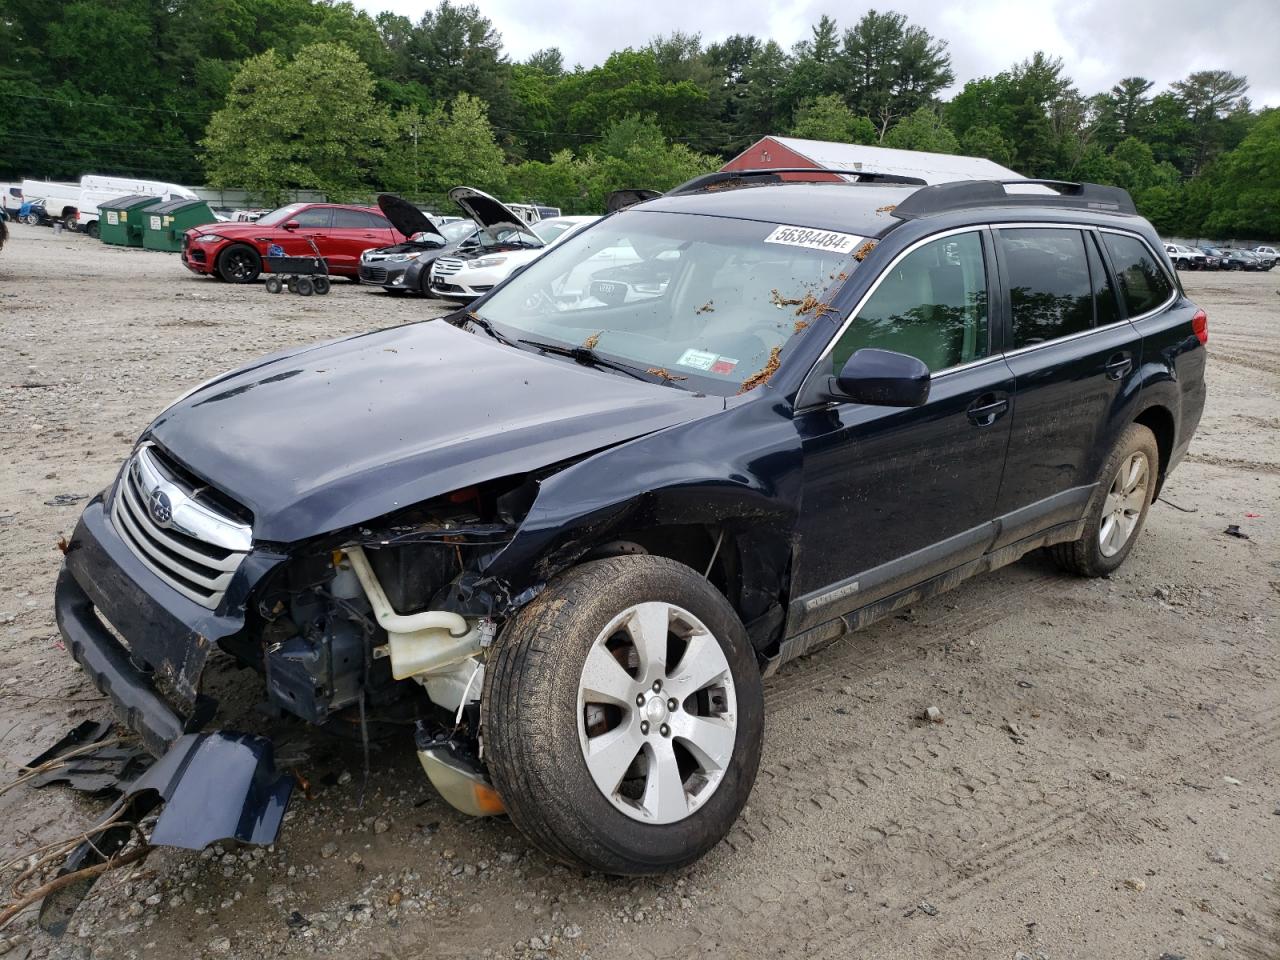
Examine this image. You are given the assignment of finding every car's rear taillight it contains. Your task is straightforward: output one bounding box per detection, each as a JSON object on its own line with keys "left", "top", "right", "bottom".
{"left": 1192, "top": 309, "right": 1208, "bottom": 345}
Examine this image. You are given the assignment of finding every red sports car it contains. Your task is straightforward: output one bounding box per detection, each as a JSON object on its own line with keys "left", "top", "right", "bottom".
{"left": 181, "top": 203, "right": 407, "bottom": 283}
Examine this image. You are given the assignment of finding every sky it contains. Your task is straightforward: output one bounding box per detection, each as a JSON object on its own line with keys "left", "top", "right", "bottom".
{"left": 355, "top": 0, "right": 1280, "bottom": 106}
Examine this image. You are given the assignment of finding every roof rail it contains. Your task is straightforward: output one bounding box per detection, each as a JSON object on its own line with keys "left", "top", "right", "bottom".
{"left": 667, "top": 167, "right": 927, "bottom": 195}
{"left": 890, "top": 178, "right": 1137, "bottom": 219}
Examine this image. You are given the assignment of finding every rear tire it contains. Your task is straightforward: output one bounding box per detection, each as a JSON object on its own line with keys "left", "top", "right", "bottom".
{"left": 312, "top": 276, "right": 330, "bottom": 295}
{"left": 217, "top": 244, "right": 261, "bottom": 283}
{"left": 295, "top": 276, "right": 314, "bottom": 296}
{"left": 483, "top": 555, "right": 764, "bottom": 875}
{"left": 85, "top": 221, "right": 99, "bottom": 239}
{"left": 1051, "top": 423, "right": 1158, "bottom": 577}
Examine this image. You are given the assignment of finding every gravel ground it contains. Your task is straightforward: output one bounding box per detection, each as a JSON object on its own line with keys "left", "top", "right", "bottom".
{"left": 0, "top": 223, "right": 1276, "bottom": 960}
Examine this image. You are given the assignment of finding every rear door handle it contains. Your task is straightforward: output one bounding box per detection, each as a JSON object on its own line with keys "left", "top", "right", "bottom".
{"left": 1104, "top": 353, "right": 1133, "bottom": 380}
{"left": 966, "top": 393, "right": 1009, "bottom": 426}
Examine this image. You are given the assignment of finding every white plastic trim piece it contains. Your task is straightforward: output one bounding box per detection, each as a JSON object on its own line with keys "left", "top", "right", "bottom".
{"left": 345, "top": 545, "right": 469, "bottom": 637}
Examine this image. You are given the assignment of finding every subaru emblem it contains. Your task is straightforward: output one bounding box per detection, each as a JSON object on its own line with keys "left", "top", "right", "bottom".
{"left": 148, "top": 488, "right": 173, "bottom": 525}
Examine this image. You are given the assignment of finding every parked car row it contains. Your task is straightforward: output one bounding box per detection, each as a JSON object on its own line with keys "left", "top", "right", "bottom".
{"left": 1164, "top": 242, "right": 1275, "bottom": 271}
{"left": 178, "top": 187, "right": 590, "bottom": 302}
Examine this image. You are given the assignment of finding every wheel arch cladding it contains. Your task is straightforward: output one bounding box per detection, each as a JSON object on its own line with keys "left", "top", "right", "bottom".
{"left": 1134, "top": 404, "right": 1175, "bottom": 493}
{"left": 477, "top": 402, "right": 805, "bottom": 655}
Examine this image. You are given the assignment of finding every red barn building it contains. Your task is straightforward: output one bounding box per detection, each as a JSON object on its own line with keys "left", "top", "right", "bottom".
{"left": 722, "top": 136, "right": 1022, "bottom": 185}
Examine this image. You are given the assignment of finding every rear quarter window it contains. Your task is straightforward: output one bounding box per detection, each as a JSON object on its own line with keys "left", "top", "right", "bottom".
{"left": 1102, "top": 233, "right": 1174, "bottom": 316}
{"left": 998, "top": 228, "right": 1093, "bottom": 348}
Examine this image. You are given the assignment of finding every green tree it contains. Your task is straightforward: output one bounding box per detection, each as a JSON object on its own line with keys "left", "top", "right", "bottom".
{"left": 550, "top": 50, "right": 709, "bottom": 147}
{"left": 790, "top": 95, "right": 876, "bottom": 144}
{"left": 1204, "top": 109, "right": 1280, "bottom": 237}
{"left": 883, "top": 107, "right": 958, "bottom": 153}
{"left": 959, "top": 124, "right": 1014, "bottom": 166}
{"left": 838, "top": 10, "right": 953, "bottom": 137}
{"left": 1172, "top": 69, "right": 1249, "bottom": 173}
{"left": 1109, "top": 77, "right": 1154, "bottom": 139}
{"left": 388, "top": 93, "right": 507, "bottom": 197}
{"left": 202, "top": 42, "right": 391, "bottom": 204}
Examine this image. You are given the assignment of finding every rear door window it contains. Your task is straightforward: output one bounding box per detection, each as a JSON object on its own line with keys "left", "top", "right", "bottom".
{"left": 1101, "top": 233, "right": 1174, "bottom": 316}
{"left": 999, "top": 228, "right": 1094, "bottom": 349}
{"left": 830, "top": 231, "right": 989, "bottom": 374}
{"left": 331, "top": 209, "right": 378, "bottom": 229}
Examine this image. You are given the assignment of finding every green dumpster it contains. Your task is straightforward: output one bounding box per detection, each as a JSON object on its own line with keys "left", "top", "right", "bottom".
{"left": 141, "top": 197, "right": 216, "bottom": 253}
{"left": 97, "top": 194, "right": 164, "bottom": 247}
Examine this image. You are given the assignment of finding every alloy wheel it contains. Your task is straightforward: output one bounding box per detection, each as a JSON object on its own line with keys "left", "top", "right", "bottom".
{"left": 577, "top": 601, "right": 737, "bottom": 825}
{"left": 1099, "top": 451, "right": 1149, "bottom": 557}
{"left": 224, "top": 249, "right": 256, "bottom": 281}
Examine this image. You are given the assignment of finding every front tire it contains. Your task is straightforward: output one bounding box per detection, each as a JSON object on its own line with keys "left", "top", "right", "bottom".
{"left": 483, "top": 556, "right": 764, "bottom": 875}
{"left": 1052, "top": 423, "right": 1158, "bottom": 577}
{"left": 217, "top": 244, "right": 261, "bottom": 283}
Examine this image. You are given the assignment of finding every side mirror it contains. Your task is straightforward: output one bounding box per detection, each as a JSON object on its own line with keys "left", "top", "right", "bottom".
{"left": 828, "top": 348, "right": 931, "bottom": 407}
{"left": 283, "top": 220, "right": 300, "bottom": 231}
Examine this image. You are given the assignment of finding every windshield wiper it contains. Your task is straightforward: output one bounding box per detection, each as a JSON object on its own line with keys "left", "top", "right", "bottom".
{"left": 458, "top": 311, "right": 516, "bottom": 346}
{"left": 517, "top": 339, "right": 662, "bottom": 385}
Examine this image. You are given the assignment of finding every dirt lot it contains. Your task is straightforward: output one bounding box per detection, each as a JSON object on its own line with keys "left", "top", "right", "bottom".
{"left": 0, "top": 223, "right": 1276, "bottom": 959}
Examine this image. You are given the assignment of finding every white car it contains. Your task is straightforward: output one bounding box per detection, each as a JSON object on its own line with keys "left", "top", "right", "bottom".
{"left": 1255, "top": 245, "right": 1277, "bottom": 257}
{"left": 429, "top": 189, "right": 596, "bottom": 302}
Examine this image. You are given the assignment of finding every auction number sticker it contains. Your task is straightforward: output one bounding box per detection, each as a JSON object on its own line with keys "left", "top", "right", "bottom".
{"left": 764, "top": 224, "right": 861, "bottom": 253}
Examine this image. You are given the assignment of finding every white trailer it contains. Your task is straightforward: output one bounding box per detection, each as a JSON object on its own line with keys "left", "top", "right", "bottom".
{"left": 76, "top": 175, "right": 199, "bottom": 238}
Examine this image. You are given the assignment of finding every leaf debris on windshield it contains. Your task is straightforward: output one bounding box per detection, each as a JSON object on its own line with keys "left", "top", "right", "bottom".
{"left": 770, "top": 289, "right": 805, "bottom": 309}
{"left": 738, "top": 346, "right": 782, "bottom": 395}
{"left": 582, "top": 331, "right": 601, "bottom": 349}
{"left": 696, "top": 301, "right": 715, "bottom": 314}
{"left": 646, "top": 367, "right": 688, "bottom": 382}
{"left": 853, "top": 240, "right": 877, "bottom": 261}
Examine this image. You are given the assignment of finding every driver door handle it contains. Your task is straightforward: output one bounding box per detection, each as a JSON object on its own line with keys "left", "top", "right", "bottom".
{"left": 1104, "top": 352, "right": 1133, "bottom": 380}
{"left": 966, "top": 393, "right": 1009, "bottom": 426}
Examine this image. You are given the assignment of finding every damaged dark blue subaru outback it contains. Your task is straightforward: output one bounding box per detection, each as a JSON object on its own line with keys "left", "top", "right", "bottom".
{"left": 55, "top": 172, "right": 1206, "bottom": 877}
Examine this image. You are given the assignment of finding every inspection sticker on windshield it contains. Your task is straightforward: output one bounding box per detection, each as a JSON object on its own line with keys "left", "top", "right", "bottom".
{"left": 676, "top": 348, "right": 719, "bottom": 371}
{"left": 764, "top": 224, "right": 862, "bottom": 253}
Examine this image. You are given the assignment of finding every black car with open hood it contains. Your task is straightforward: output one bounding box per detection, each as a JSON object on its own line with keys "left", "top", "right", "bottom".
{"left": 51, "top": 169, "right": 1204, "bottom": 894}
{"left": 358, "top": 194, "right": 478, "bottom": 294}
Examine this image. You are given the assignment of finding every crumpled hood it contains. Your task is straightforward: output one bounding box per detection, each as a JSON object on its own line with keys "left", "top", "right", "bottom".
{"left": 146, "top": 321, "right": 722, "bottom": 544}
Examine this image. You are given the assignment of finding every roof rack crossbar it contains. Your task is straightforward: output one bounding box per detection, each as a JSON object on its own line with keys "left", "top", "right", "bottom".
{"left": 890, "top": 178, "right": 1137, "bottom": 219}
{"left": 667, "top": 167, "right": 925, "bottom": 195}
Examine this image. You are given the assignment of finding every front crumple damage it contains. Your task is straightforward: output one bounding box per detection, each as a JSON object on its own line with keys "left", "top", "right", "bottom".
{"left": 433, "top": 397, "right": 806, "bottom": 656}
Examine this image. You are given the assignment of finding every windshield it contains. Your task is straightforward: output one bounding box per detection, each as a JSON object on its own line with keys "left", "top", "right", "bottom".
{"left": 440, "top": 220, "right": 476, "bottom": 242}
{"left": 532, "top": 219, "right": 580, "bottom": 244}
{"left": 475, "top": 210, "right": 861, "bottom": 396}
{"left": 256, "top": 203, "right": 306, "bottom": 227}
{"left": 474, "top": 223, "right": 542, "bottom": 249}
